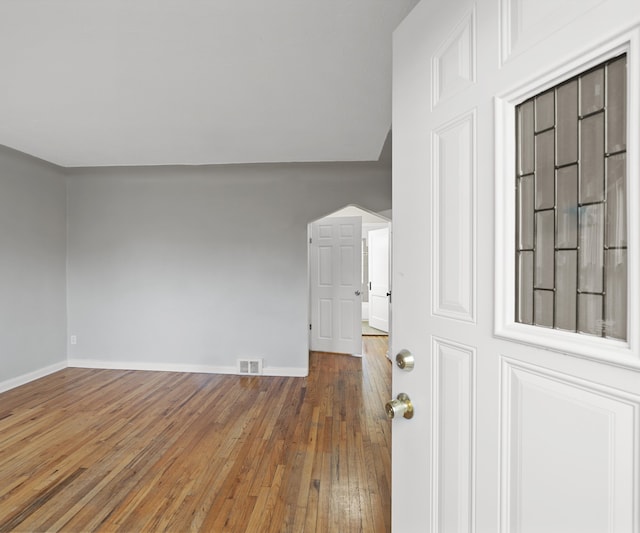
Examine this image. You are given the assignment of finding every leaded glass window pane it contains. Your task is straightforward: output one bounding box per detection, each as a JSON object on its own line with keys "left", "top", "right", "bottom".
{"left": 515, "top": 54, "right": 627, "bottom": 340}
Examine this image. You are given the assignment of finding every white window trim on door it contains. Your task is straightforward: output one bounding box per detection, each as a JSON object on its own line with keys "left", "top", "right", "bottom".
{"left": 494, "top": 26, "right": 640, "bottom": 369}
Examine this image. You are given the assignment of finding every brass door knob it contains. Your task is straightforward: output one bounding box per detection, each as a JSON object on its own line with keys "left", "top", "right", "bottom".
{"left": 395, "top": 349, "right": 415, "bottom": 371}
{"left": 385, "top": 393, "right": 414, "bottom": 419}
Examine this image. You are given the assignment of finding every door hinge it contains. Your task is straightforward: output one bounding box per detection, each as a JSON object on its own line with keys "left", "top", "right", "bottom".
{"left": 309, "top": 324, "right": 312, "bottom": 330}
{"left": 309, "top": 237, "right": 312, "bottom": 244}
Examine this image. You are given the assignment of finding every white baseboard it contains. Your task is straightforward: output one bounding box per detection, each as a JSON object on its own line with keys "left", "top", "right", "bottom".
{"left": 68, "top": 359, "right": 238, "bottom": 375}
{"left": 0, "top": 360, "right": 67, "bottom": 394}
{"left": 262, "top": 367, "right": 308, "bottom": 377}
{"left": 0, "top": 359, "right": 308, "bottom": 394}
{"left": 67, "top": 359, "right": 308, "bottom": 377}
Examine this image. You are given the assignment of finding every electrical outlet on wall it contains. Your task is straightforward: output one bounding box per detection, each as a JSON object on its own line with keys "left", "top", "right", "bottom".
{"left": 70, "top": 335, "right": 77, "bottom": 345}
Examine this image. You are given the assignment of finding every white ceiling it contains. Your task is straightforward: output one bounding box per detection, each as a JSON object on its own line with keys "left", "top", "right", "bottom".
{"left": 0, "top": 0, "right": 417, "bottom": 167}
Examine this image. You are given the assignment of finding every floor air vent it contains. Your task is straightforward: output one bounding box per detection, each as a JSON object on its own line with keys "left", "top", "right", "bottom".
{"left": 238, "top": 359, "right": 263, "bottom": 375}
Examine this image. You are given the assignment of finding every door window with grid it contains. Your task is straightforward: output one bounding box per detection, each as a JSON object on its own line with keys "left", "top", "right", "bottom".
{"left": 515, "top": 54, "right": 627, "bottom": 340}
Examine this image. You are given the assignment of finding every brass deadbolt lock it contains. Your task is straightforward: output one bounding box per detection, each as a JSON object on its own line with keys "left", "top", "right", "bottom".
{"left": 385, "top": 393, "right": 414, "bottom": 420}
{"left": 395, "top": 349, "right": 415, "bottom": 371}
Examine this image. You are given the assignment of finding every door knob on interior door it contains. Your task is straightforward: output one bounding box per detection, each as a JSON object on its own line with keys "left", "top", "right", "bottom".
{"left": 355, "top": 290, "right": 361, "bottom": 296}
{"left": 385, "top": 393, "right": 414, "bottom": 419}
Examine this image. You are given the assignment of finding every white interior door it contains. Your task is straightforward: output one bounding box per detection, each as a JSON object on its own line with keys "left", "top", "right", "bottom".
{"left": 392, "top": 1, "right": 640, "bottom": 532}
{"left": 368, "top": 227, "right": 390, "bottom": 332}
{"left": 310, "top": 216, "right": 362, "bottom": 354}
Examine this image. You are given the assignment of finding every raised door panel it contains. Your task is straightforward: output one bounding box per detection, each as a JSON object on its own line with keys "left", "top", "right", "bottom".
{"left": 432, "top": 8, "right": 476, "bottom": 108}
{"left": 339, "top": 245, "right": 355, "bottom": 286}
{"left": 501, "top": 358, "right": 639, "bottom": 533}
{"left": 500, "top": 0, "right": 606, "bottom": 64}
{"left": 432, "top": 337, "right": 476, "bottom": 533}
{"left": 318, "top": 246, "right": 332, "bottom": 286}
{"left": 318, "top": 299, "right": 332, "bottom": 340}
{"left": 432, "top": 111, "right": 476, "bottom": 323}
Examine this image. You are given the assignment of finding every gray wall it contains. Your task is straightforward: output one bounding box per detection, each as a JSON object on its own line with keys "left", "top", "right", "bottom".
{"left": 67, "top": 161, "right": 391, "bottom": 374}
{"left": 0, "top": 146, "right": 67, "bottom": 386}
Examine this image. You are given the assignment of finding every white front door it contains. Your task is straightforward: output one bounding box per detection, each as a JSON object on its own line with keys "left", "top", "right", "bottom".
{"left": 368, "top": 226, "right": 390, "bottom": 332}
{"left": 310, "top": 216, "right": 362, "bottom": 354}
{"left": 392, "top": 1, "right": 640, "bottom": 532}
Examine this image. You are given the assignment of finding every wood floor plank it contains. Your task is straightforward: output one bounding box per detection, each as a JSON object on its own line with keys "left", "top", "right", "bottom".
{"left": 0, "top": 338, "right": 391, "bottom": 532}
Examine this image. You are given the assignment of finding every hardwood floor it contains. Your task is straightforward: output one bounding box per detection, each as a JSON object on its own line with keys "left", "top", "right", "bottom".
{"left": 0, "top": 338, "right": 391, "bottom": 532}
